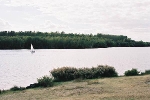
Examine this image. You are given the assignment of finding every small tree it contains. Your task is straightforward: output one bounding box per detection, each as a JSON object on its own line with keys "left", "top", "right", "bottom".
{"left": 124, "top": 68, "right": 140, "bottom": 76}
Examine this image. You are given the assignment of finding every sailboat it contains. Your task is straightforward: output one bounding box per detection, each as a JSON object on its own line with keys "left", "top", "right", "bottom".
{"left": 31, "top": 44, "right": 35, "bottom": 53}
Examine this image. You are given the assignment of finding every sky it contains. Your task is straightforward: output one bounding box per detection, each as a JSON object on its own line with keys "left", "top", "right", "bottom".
{"left": 0, "top": 0, "right": 150, "bottom": 41}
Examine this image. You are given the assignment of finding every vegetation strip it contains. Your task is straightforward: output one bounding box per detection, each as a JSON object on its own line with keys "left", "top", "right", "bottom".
{"left": 51, "top": 65, "right": 118, "bottom": 82}
{"left": 0, "top": 31, "right": 150, "bottom": 49}
{"left": 0, "top": 65, "right": 149, "bottom": 93}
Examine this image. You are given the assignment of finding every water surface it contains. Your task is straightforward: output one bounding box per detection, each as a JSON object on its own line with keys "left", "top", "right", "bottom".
{"left": 0, "top": 47, "right": 150, "bottom": 89}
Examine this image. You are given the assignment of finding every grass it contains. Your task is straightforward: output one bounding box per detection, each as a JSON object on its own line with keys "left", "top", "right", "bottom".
{"left": 0, "top": 75, "right": 150, "bottom": 100}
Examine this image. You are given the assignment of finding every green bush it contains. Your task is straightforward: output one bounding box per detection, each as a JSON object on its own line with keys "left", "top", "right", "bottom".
{"left": 124, "top": 68, "right": 140, "bottom": 76}
{"left": 92, "top": 65, "right": 118, "bottom": 77}
{"left": 51, "top": 65, "right": 118, "bottom": 82}
{"left": 10, "top": 86, "right": 25, "bottom": 91}
{"left": 51, "top": 67, "right": 78, "bottom": 81}
{"left": 74, "top": 68, "right": 92, "bottom": 79}
{"left": 145, "top": 70, "right": 150, "bottom": 74}
{"left": 141, "top": 70, "right": 150, "bottom": 75}
{"left": 37, "top": 76, "right": 53, "bottom": 87}
{"left": 26, "top": 83, "right": 39, "bottom": 89}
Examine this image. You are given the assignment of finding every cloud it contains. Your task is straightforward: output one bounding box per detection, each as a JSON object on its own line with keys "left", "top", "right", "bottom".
{"left": 34, "top": 20, "right": 70, "bottom": 32}
{"left": 1, "top": 0, "right": 150, "bottom": 41}
{"left": 0, "top": 18, "right": 11, "bottom": 31}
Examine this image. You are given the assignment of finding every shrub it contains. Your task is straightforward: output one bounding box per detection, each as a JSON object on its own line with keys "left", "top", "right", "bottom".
{"left": 51, "top": 65, "right": 118, "bottom": 82}
{"left": 124, "top": 68, "right": 140, "bottom": 76}
{"left": 10, "top": 86, "right": 25, "bottom": 91}
{"left": 37, "top": 76, "right": 53, "bottom": 87}
{"left": 141, "top": 70, "right": 150, "bottom": 75}
{"left": 94, "top": 65, "right": 118, "bottom": 77}
{"left": 145, "top": 70, "right": 150, "bottom": 74}
{"left": 74, "top": 68, "right": 94, "bottom": 79}
{"left": 26, "top": 83, "right": 39, "bottom": 89}
{"left": 51, "top": 67, "right": 78, "bottom": 81}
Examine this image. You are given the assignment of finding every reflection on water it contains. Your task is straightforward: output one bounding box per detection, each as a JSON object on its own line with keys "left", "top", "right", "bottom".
{"left": 0, "top": 47, "right": 150, "bottom": 89}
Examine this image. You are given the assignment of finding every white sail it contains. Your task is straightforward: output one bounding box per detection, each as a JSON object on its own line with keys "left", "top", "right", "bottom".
{"left": 31, "top": 44, "right": 35, "bottom": 53}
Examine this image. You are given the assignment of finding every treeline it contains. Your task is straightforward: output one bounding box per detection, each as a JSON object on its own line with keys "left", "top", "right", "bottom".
{"left": 0, "top": 31, "right": 150, "bottom": 49}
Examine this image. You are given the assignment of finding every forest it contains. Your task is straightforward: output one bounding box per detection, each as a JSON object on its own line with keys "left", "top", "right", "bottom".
{"left": 0, "top": 31, "right": 150, "bottom": 49}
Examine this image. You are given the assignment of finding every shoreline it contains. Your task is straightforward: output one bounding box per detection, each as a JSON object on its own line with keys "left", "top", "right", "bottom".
{"left": 1, "top": 75, "right": 150, "bottom": 100}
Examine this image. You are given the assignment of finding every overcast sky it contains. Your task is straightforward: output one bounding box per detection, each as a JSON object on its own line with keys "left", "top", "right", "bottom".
{"left": 0, "top": 0, "right": 150, "bottom": 41}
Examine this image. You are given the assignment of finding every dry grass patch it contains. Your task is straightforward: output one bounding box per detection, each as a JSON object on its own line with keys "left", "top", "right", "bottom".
{"left": 86, "top": 79, "right": 100, "bottom": 85}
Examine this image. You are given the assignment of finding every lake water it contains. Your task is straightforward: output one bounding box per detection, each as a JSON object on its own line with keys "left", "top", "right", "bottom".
{"left": 0, "top": 47, "right": 150, "bottom": 90}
